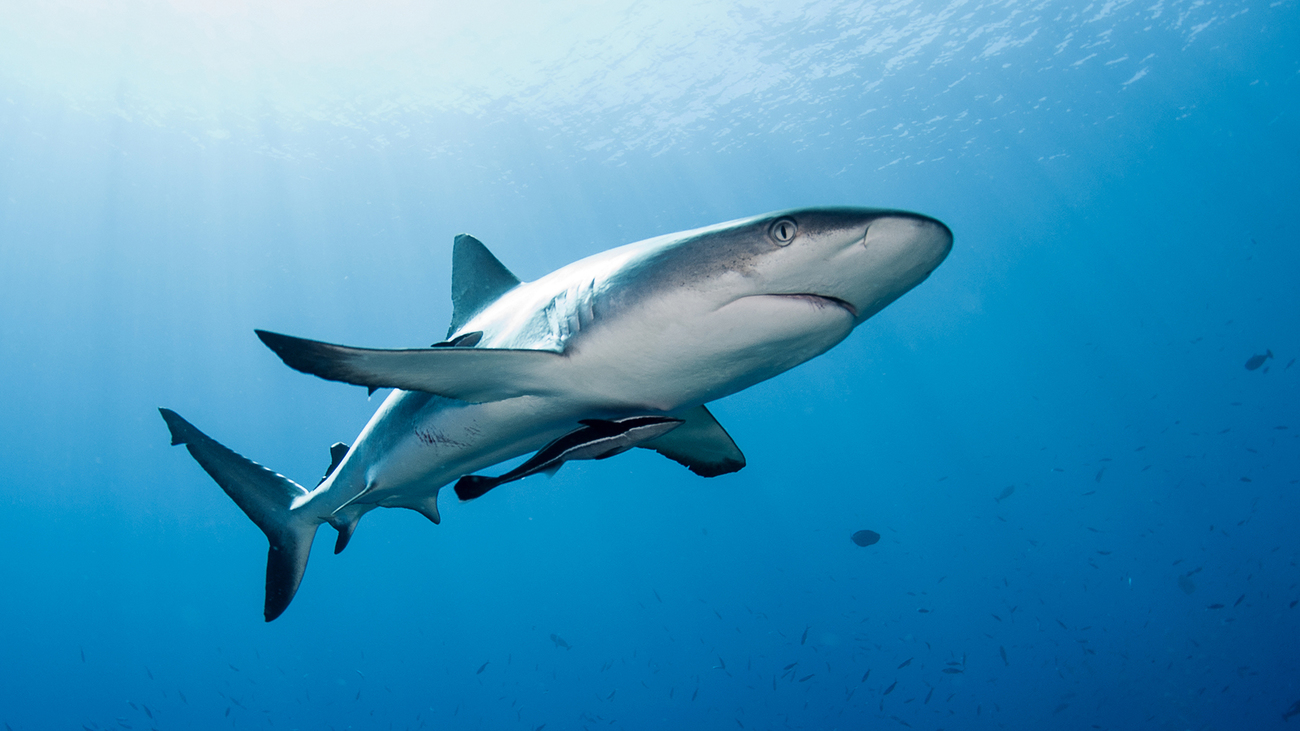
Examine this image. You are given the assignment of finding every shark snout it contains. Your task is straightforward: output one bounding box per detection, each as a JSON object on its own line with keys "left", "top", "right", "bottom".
{"left": 863, "top": 213, "right": 953, "bottom": 274}
{"left": 834, "top": 211, "right": 952, "bottom": 320}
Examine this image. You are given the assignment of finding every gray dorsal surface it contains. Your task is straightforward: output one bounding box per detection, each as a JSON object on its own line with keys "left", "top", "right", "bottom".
{"left": 448, "top": 234, "right": 520, "bottom": 337}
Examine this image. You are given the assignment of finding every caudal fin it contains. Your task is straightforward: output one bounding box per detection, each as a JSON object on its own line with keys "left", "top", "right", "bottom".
{"left": 159, "top": 408, "right": 319, "bottom": 621}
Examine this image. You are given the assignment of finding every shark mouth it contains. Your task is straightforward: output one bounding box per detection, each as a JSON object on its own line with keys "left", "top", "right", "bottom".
{"left": 770, "top": 293, "right": 859, "bottom": 318}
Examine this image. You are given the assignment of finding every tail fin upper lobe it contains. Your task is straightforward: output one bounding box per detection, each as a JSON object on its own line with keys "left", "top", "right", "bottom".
{"left": 159, "top": 408, "right": 319, "bottom": 621}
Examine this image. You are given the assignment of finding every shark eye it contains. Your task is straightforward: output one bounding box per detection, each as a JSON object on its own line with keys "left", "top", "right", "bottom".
{"left": 769, "top": 218, "right": 797, "bottom": 245}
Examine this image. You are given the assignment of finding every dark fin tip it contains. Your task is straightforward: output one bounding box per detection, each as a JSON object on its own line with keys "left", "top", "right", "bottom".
{"left": 263, "top": 539, "right": 307, "bottom": 622}
{"left": 328, "top": 443, "right": 349, "bottom": 472}
{"left": 689, "top": 457, "right": 746, "bottom": 478}
{"left": 158, "top": 408, "right": 192, "bottom": 446}
{"left": 333, "top": 521, "right": 357, "bottom": 555}
{"left": 433, "top": 331, "right": 484, "bottom": 348}
{"left": 454, "top": 475, "right": 497, "bottom": 501}
{"left": 256, "top": 330, "right": 360, "bottom": 387}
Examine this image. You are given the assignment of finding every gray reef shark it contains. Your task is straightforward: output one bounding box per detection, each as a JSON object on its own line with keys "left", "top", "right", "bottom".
{"left": 160, "top": 207, "right": 952, "bottom": 620}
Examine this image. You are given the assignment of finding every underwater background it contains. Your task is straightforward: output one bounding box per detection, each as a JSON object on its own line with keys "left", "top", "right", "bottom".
{"left": 1, "top": 1, "right": 1298, "bottom": 729}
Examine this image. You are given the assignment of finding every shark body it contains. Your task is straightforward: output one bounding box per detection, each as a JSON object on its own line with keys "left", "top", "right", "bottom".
{"left": 161, "top": 207, "right": 952, "bottom": 620}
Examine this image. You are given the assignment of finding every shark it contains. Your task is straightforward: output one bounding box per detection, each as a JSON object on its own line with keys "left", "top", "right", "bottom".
{"left": 160, "top": 207, "right": 952, "bottom": 620}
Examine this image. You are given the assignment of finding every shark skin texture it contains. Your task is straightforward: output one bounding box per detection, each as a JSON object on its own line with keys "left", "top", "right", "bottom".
{"left": 160, "top": 207, "right": 953, "bottom": 620}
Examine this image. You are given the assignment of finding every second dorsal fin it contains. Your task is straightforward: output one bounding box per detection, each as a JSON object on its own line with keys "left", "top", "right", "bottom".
{"left": 448, "top": 234, "right": 520, "bottom": 337}
{"left": 318, "top": 442, "right": 349, "bottom": 485}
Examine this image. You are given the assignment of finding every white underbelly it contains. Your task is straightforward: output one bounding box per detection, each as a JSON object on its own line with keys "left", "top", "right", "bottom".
{"left": 566, "top": 293, "right": 856, "bottom": 411}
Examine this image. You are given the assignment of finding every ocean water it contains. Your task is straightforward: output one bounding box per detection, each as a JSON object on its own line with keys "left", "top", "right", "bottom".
{"left": 1, "top": 1, "right": 1297, "bottom": 729}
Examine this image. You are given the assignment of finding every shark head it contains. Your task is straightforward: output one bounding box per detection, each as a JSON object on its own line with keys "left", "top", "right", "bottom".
{"left": 709, "top": 207, "right": 953, "bottom": 324}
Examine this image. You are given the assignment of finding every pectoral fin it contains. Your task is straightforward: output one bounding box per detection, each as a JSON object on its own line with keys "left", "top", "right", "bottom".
{"left": 256, "top": 330, "right": 565, "bottom": 403}
{"left": 638, "top": 405, "right": 745, "bottom": 477}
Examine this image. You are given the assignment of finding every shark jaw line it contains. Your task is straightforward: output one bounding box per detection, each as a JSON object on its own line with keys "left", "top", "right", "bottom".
{"left": 759, "top": 293, "right": 859, "bottom": 318}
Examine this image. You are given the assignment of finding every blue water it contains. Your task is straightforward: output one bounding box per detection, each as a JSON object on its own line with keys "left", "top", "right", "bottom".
{"left": 2, "top": 2, "right": 1297, "bottom": 729}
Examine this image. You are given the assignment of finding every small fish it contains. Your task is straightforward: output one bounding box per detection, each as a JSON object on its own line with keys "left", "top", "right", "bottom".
{"left": 897, "top": 658, "right": 912, "bottom": 669}
{"left": 999, "top": 646, "right": 1009, "bottom": 666}
{"left": 1244, "top": 350, "right": 1273, "bottom": 371}
{"left": 995, "top": 486, "right": 1015, "bottom": 503}
{"left": 783, "top": 662, "right": 797, "bottom": 671}
{"left": 861, "top": 669, "right": 871, "bottom": 683}
{"left": 917, "top": 608, "right": 930, "bottom": 614}
{"left": 653, "top": 590, "right": 662, "bottom": 603}
{"left": 941, "top": 668, "right": 963, "bottom": 674}
{"left": 606, "top": 690, "right": 615, "bottom": 700}
{"left": 1284, "top": 699, "right": 1300, "bottom": 721}
{"left": 691, "top": 688, "right": 698, "bottom": 701}
{"left": 1053, "top": 702, "right": 1069, "bottom": 714}
{"left": 924, "top": 687, "right": 933, "bottom": 704}
{"left": 714, "top": 655, "right": 726, "bottom": 670}
{"left": 550, "top": 634, "right": 572, "bottom": 650}
{"left": 801, "top": 627, "right": 809, "bottom": 645}
{"left": 476, "top": 661, "right": 489, "bottom": 675}
{"left": 884, "top": 680, "right": 897, "bottom": 695}
{"left": 798, "top": 674, "right": 814, "bottom": 682}
{"left": 1207, "top": 604, "right": 1225, "bottom": 610}
{"left": 851, "top": 530, "right": 881, "bottom": 547}
{"left": 1234, "top": 594, "right": 1245, "bottom": 607}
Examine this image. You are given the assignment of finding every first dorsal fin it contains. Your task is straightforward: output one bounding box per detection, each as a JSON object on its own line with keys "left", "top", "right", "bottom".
{"left": 449, "top": 234, "right": 520, "bottom": 337}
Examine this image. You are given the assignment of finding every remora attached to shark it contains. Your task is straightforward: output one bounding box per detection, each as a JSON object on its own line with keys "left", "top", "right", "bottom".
{"left": 160, "top": 207, "right": 952, "bottom": 620}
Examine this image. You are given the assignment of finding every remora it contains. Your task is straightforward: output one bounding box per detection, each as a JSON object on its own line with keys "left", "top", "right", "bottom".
{"left": 160, "top": 207, "right": 952, "bottom": 620}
